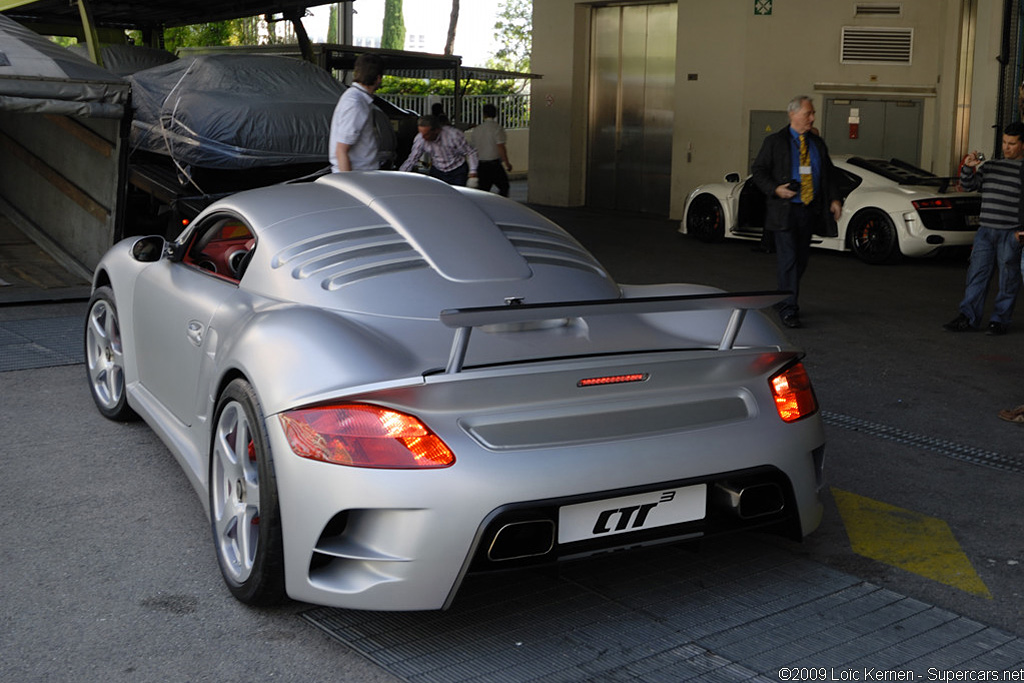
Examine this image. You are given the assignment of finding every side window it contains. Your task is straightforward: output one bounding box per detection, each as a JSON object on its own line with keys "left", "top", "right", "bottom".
{"left": 182, "top": 216, "right": 256, "bottom": 283}
{"left": 835, "top": 168, "right": 862, "bottom": 202}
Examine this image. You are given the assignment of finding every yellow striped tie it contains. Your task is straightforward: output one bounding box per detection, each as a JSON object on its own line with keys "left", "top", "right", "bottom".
{"left": 799, "top": 134, "right": 814, "bottom": 204}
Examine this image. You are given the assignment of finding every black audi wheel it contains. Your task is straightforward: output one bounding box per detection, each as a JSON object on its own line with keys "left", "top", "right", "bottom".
{"left": 848, "top": 209, "right": 901, "bottom": 265}
{"left": 686, "top": 194, "right": 726, "bottom": 243}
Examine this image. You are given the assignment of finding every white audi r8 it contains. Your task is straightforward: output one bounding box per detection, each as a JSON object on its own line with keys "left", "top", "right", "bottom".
{"left": 681, "top": 156, "right": 981, "bottom": 264}
{"left": 85, "top": 171, "right": 825, "bottom": 611}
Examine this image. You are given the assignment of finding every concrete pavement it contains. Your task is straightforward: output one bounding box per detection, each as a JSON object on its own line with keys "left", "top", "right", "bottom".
{"left": 2, "top": 186, "right": 1023, "bottom": 681}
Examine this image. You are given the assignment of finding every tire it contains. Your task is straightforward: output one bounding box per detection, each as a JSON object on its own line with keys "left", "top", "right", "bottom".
{"left": 84, "top": 286, "right": 137, "bottom": 421}
{"left": 686, "top": 194, "right": 726, "bottom": 243}
{"left": 848, "top": 209, "right": 902, "bottom": 265}
{"left": 209, "top": 379, "right": 286, "bottom": 606}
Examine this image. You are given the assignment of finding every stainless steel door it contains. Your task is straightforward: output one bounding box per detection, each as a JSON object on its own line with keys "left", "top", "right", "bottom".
{"left": 587, "top": 3, "right": 677, "bottom": 215}
{"left": 823, "top": 98, "right": 923, "bottom": 164}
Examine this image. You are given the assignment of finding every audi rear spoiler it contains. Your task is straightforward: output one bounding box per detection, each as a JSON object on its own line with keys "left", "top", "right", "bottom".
{"left": 439, "top": 291, "right": 787, "bottom": 374}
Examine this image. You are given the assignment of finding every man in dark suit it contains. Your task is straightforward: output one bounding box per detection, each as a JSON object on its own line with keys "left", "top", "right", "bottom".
{"left": 752, "top": 96, "right": 843, "bottom": 328}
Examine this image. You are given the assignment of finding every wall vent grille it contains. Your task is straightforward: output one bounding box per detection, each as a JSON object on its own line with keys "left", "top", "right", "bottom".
{"left": 841, "top": 26, "right": 913, "bottom": 64}
{"left": 855, "top": 3, "right": 902, "bottom": 17}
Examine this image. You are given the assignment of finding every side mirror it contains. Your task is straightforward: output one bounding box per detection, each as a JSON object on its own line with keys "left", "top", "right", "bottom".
{"left": 130, "top": 235, "right": 166, "bottom": 263}
{"left": 725, "top": 173, "right": 741, "bottom": 183}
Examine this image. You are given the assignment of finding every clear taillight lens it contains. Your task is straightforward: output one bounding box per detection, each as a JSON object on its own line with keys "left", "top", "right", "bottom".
{"left": 279, "top": 404, "right": 455, "bottom": 469}
{"left": 769, "top": 362, "right": 818, "bottom": 423}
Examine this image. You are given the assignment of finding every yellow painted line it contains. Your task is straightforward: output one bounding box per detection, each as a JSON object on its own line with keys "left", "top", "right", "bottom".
{"left": 831, "top": 487, "right": 992, "bottom": 599}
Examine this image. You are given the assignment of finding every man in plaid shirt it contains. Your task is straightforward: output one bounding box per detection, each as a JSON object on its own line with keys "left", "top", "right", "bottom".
{"left": 400, "top": 115, "right": 479, "bottom": 186}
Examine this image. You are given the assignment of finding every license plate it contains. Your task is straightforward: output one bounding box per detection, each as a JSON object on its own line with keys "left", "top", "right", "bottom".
{"left": 557, "top": 484, "right": 707, "bottom": 544}
{"left": 966, "top": 215, "right": 980, "bottom": 227}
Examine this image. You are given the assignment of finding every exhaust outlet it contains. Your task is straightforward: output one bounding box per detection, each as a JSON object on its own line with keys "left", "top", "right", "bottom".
{"left": 714, "top": 482, "right": 785, "bottom": 520}
{"left": 488, "top": 520, "right": 555, "bottom": 562}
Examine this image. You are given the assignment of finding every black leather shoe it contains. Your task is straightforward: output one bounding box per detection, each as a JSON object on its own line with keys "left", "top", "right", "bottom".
{"left": 987, "top": 321, "right": 1008, "bottom": 336}
{"left": 943, "top": 313, "right": 976, "bottom": 332}
{"left": 781, "top": 313, "right": 802, "bottom": 329}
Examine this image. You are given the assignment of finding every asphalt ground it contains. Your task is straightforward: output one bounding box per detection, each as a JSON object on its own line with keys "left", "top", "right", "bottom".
{"left": 2, "top": 186, "right": 1023, "bottom": 681}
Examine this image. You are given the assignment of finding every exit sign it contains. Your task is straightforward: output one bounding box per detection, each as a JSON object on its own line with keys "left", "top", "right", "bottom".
{"left": 755, "top": 0, "right": 772, "bottom": 15}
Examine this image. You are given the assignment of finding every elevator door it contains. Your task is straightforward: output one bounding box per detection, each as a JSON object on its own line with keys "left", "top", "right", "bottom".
{"left": 587, "top": 3, "right": 677, "bottom": 215}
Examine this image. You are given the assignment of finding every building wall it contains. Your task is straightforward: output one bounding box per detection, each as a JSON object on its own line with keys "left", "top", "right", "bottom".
{"left": 530, "top": 0, "right": 1002, "bottom": 219}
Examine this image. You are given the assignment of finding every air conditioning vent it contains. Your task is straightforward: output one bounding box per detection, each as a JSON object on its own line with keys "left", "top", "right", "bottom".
{"left": 855, "top": 3, "right": 902, "bottom": 16}
{"left": 841, "top": 26, "right": 913, "bottom": 64}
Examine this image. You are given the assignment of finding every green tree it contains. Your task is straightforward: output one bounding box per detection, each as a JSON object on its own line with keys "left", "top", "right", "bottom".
{"left": 162, "top": 22, "right": 233, "bottom": 52}
{"left": 490, "top": 0, "right": 531, "bottom": 73}
{"left": 327, "top": 5, "right": 338, "bottom": 44}
{"left": 381, "top": 0, "right": 405, "bottom": 50}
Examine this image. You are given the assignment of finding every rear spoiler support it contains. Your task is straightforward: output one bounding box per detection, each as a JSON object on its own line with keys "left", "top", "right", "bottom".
{"left": 439, "top": 291, "right": 788, "bottom": 374}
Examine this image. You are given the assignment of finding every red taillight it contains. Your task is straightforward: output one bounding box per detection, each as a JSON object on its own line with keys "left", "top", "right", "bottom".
{"left": 769, "top": 362, "right": 818, "bottom": 423}
{"left": 279, "top": 404, "right": 455, "bottom": 469}
{"left": 912, "top": 198, "right": 952, "bottom": 210}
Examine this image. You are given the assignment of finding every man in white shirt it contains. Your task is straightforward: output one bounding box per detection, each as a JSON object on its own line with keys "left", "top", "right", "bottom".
{"left": 329, "top": 54, "right": 384, "bottom": 172}
{"left": 473, "top": 103, "right": 512, "bottom": 196}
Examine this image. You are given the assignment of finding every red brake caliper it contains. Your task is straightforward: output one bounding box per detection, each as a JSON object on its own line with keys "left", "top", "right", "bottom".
{"left": 248, "top": 440, "right": 259, "bottom": 526}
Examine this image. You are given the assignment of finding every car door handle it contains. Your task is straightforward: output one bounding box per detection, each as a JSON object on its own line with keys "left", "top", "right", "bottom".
{"left": 187, "top": 320, "right": 204, "bottom": 347}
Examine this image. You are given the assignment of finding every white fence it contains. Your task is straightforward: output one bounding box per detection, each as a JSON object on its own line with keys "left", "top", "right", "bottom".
{"left": 376, "top": 93, "right": 531, "bottom": 129}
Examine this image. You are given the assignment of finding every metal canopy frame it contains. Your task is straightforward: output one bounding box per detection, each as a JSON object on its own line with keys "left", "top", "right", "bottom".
{"left": 0, "top": 0, "right": 324, "bottom": 65}
{"left": 0, "top": 0, "right": 318, "bottom": 30}
{"left": 1, "top": 2, "right": 539, "bottom": 123}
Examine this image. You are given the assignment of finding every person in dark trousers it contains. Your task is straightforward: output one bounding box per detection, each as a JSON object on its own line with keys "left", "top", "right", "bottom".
{"left": 943, "top": 122, "right": 1024, "bottom": 336}
{"left": 473, "top": 103, "right": 513, "bottom": 197}
{"left": 751, "top": 96, "right": 842, "bottom": 328}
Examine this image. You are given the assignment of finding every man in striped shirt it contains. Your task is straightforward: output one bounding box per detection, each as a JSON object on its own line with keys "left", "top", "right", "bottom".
{"left": 943, "top": 122, "right": 1024, "bottom": 335}
{"left": 399, "top": 115, "right": 478, "bottom": 186}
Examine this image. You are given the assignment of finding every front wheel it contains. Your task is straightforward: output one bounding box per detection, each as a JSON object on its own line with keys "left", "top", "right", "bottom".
{"left": 686, "top": 194, "right": 726, "bottom": 243}
{"left": 210, "top": 379, "right": 286, "bottom": 606}
{"left": 848, "top": 209, "right": 901, "bottom": 264}
{"left": 84, "top": 286, "right": 137, "bottom": 421}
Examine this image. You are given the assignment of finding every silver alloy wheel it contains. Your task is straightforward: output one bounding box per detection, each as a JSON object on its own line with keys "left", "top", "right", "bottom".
{"left": 86, "top": 298, "right": 125, "bottom": 411}
{"left": 211, "top": 400, "right": 261, "bottom": 584}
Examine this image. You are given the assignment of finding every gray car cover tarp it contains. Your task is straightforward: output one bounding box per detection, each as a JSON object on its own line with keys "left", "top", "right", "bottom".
{"left": 68, "top": 43, "right": 177, "bottom": 77}
{"left": 129, "top": 53, "right": 353, "bottom": 170}
{"left": 0, "top": 14, "right": 128, "bottom": 118}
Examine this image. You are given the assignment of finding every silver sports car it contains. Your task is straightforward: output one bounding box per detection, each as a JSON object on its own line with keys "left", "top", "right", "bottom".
{"left": 85, "top": 172, "right": 825, "bottom": 611}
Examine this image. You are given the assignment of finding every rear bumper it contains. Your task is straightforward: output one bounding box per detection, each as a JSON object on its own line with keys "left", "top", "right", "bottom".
{"left": 270, "top": 418, "right": 825, "bottom": 611}
{"left": 465, "top": 459, "right": 823, "bottom": 574}
{"left": 270, "top": 348, "right": 825, "bottom": 611}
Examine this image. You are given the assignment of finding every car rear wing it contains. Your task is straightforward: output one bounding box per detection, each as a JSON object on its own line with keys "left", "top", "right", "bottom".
{"left": 439, "top": 291, "right": 788, "bottom": 374}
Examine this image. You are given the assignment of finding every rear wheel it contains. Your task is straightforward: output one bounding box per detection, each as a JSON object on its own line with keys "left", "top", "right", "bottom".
{"left": 848, "top": 209, "right": 901, "bottom": 264}
{"left": 84, "top": 286, "right": 136, "bottom": 421}
{"left": 210, "top": 379, "right": 286, "bottom": 606}
{"left": 686, "top": 194, "right": 726, "bottom": 243}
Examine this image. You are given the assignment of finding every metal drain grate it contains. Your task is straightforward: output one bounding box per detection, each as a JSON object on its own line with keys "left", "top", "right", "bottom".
{"left": 301, "top": 538, "right": 1024, "bottom": 682}
{"left": 822, "top": 411, "right": 1024, "bottom": 474}
{"left": 0, "top": 315, "right": 84, "bottom": 372}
